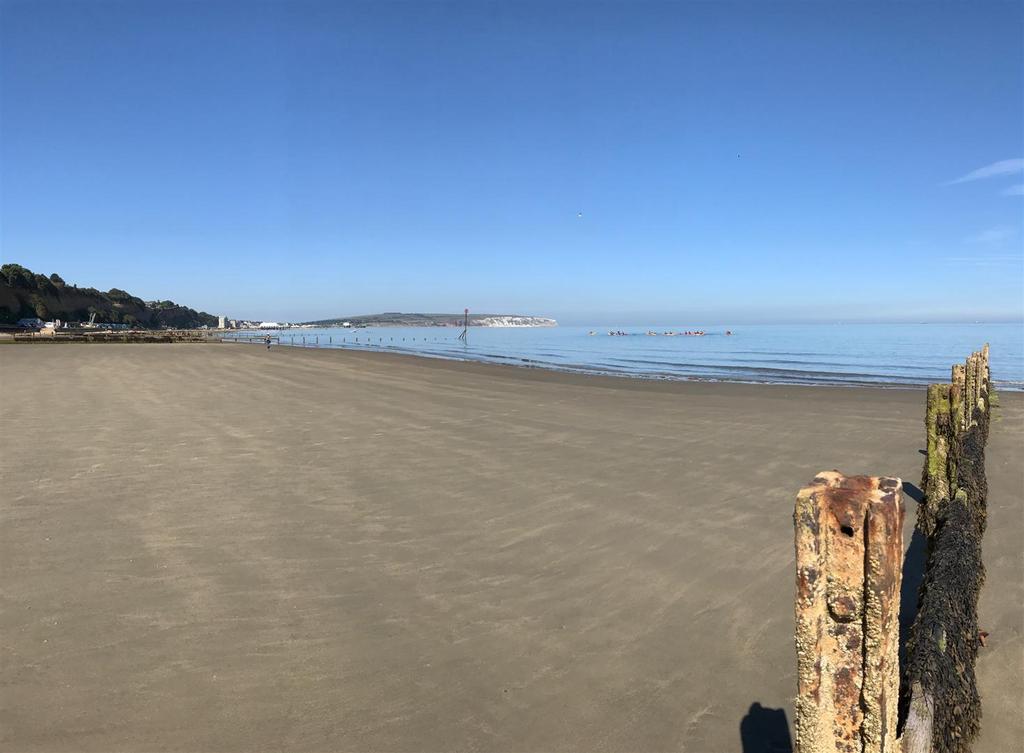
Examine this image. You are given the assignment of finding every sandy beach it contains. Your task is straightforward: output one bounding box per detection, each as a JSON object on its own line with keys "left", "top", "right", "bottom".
{"left": 1, "top": 343, "right": 1021, "bottom": 753}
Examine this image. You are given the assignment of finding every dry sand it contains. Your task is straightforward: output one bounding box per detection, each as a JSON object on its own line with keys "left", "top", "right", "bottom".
{"left": 1, "top": 343, "right": 1021, "bottom": 753}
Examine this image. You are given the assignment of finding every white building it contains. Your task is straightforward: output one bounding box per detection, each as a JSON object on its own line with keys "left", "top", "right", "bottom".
{"left": 218, "top": 315, "right": 227, "bottom": 329}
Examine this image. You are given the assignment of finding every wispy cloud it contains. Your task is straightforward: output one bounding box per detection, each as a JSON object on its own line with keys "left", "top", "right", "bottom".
{"left": 946, "top": 158, "right": 1024, "bottom": 185}
{"left": 1002, "top": 183, "right": 1024, "bottom": 196}
{"left": 964, "top": 225, "right": 1017, "bottom": 244}
{"left": 943, "top": 255, "right": 1024, "bottom": 269}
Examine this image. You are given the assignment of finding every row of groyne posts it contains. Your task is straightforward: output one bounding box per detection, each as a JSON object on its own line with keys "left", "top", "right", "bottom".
{"left": 5, "top": 330, "right": 452, "bottom": 345}
{"left": 221, "top": 333, "right": 456, "bottom": 347}
{"left": 793, "top": 345, "right": 991, "bottom": 753}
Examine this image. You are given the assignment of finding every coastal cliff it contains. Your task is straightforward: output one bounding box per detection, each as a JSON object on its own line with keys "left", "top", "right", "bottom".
{"left": 0, "top": 264, "right": 217, "bottom": 328}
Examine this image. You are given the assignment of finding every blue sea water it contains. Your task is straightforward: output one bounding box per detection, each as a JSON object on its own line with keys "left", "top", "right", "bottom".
{"left": 228, "top": 323, "right": 1024, "bottom": 390}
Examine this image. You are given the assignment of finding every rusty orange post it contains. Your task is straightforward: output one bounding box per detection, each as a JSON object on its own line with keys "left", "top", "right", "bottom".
{"left": 794, "top": 471, "right": 904, "bottom": 753}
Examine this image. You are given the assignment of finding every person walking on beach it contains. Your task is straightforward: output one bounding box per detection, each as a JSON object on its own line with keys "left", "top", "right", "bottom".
{"left": 265, "top": 335, "right": 272, "bottom": 350}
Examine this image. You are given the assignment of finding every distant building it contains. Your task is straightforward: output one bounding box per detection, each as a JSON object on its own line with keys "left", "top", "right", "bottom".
{"left": 218, "top": 315, "right": 227, "bottom": 329}
{"left": 16, "top": 317, "right": 45, "bottom": 328}
{"left": 341, "top": 321, "right": 352, "bottom": 328}
{"left": 258, "top": 322, "right": 281, "bottom": 329}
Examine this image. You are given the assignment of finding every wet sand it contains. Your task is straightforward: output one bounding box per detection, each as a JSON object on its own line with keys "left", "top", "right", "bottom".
{"left": 2, "top": 343, "right": 1021, "bottom": 753}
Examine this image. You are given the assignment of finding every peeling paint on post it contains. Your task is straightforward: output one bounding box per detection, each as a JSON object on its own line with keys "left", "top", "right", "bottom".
{"left": 794, "top": 471, "right": 904, "bottom": 753}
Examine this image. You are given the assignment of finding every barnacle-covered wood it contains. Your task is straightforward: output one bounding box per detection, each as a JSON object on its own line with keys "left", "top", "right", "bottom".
{"left": 902, "top": 345, "right": 990, "bottom": 753}
{"left": 919, "top": 384, "right": 951, "bottom": 538}
{"left": 794, "top": 472, "right": 904, "bottom": 753}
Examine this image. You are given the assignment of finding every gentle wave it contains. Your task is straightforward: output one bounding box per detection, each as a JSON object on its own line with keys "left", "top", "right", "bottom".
{"left": 603, "top": 356, "right": 938, "bottom": 373}
{"left": 228, "top": 323, "right": 1024, "bottom": 390}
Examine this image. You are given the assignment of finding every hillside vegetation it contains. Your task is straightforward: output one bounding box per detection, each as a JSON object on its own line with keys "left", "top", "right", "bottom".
{"left": 0, "top": 264, "right": 217, "bottom": 329}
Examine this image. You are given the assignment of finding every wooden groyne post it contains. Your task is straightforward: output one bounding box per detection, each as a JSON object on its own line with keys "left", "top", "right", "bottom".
{"left": 902, "top": 345, "right": 991, "bottom": 753}
{"left": 794, "top": 471, "right": 905, "bottom": 753}
{"left": 793, "top": 345, "right": 993, "bottom": 753}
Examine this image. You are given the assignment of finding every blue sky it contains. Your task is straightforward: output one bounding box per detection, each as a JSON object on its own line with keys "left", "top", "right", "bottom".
{"left": 2, "top": 1, "right": 1022, "bottom": 324}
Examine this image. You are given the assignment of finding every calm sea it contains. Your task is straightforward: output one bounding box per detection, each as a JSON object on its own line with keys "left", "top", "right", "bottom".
{"left": 229, "top": 323, "right": 1024, "bottom": 390}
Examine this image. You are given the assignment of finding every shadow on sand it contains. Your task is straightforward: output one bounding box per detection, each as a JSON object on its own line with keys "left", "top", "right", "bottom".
{"left": 899, "top": 483, "right": 928, "bottom": 657}
{"left": 739, "top": 702, "right": 792, "bottom": 753}
{"left": 897, "top": 481, "right": 928, "bottom": 728}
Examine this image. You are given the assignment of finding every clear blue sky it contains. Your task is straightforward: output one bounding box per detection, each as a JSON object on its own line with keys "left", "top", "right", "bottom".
{"left": 2, "top": 1, "right": 1022, "bottom": 324}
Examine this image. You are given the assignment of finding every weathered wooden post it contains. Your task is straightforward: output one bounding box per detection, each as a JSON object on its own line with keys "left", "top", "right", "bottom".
{"left": 919, "top": 384, "right": 951, "bottom": 538}
{"left": 902, "top": 345, "right": 991, "bottom": 753}
{"left": 794, "top": 471, "right": 904, "bottom": 753}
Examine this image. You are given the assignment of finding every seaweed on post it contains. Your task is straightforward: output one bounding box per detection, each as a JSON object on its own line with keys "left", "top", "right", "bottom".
{"left": 900, "top": 346, "right": 991, "bottom": 753}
